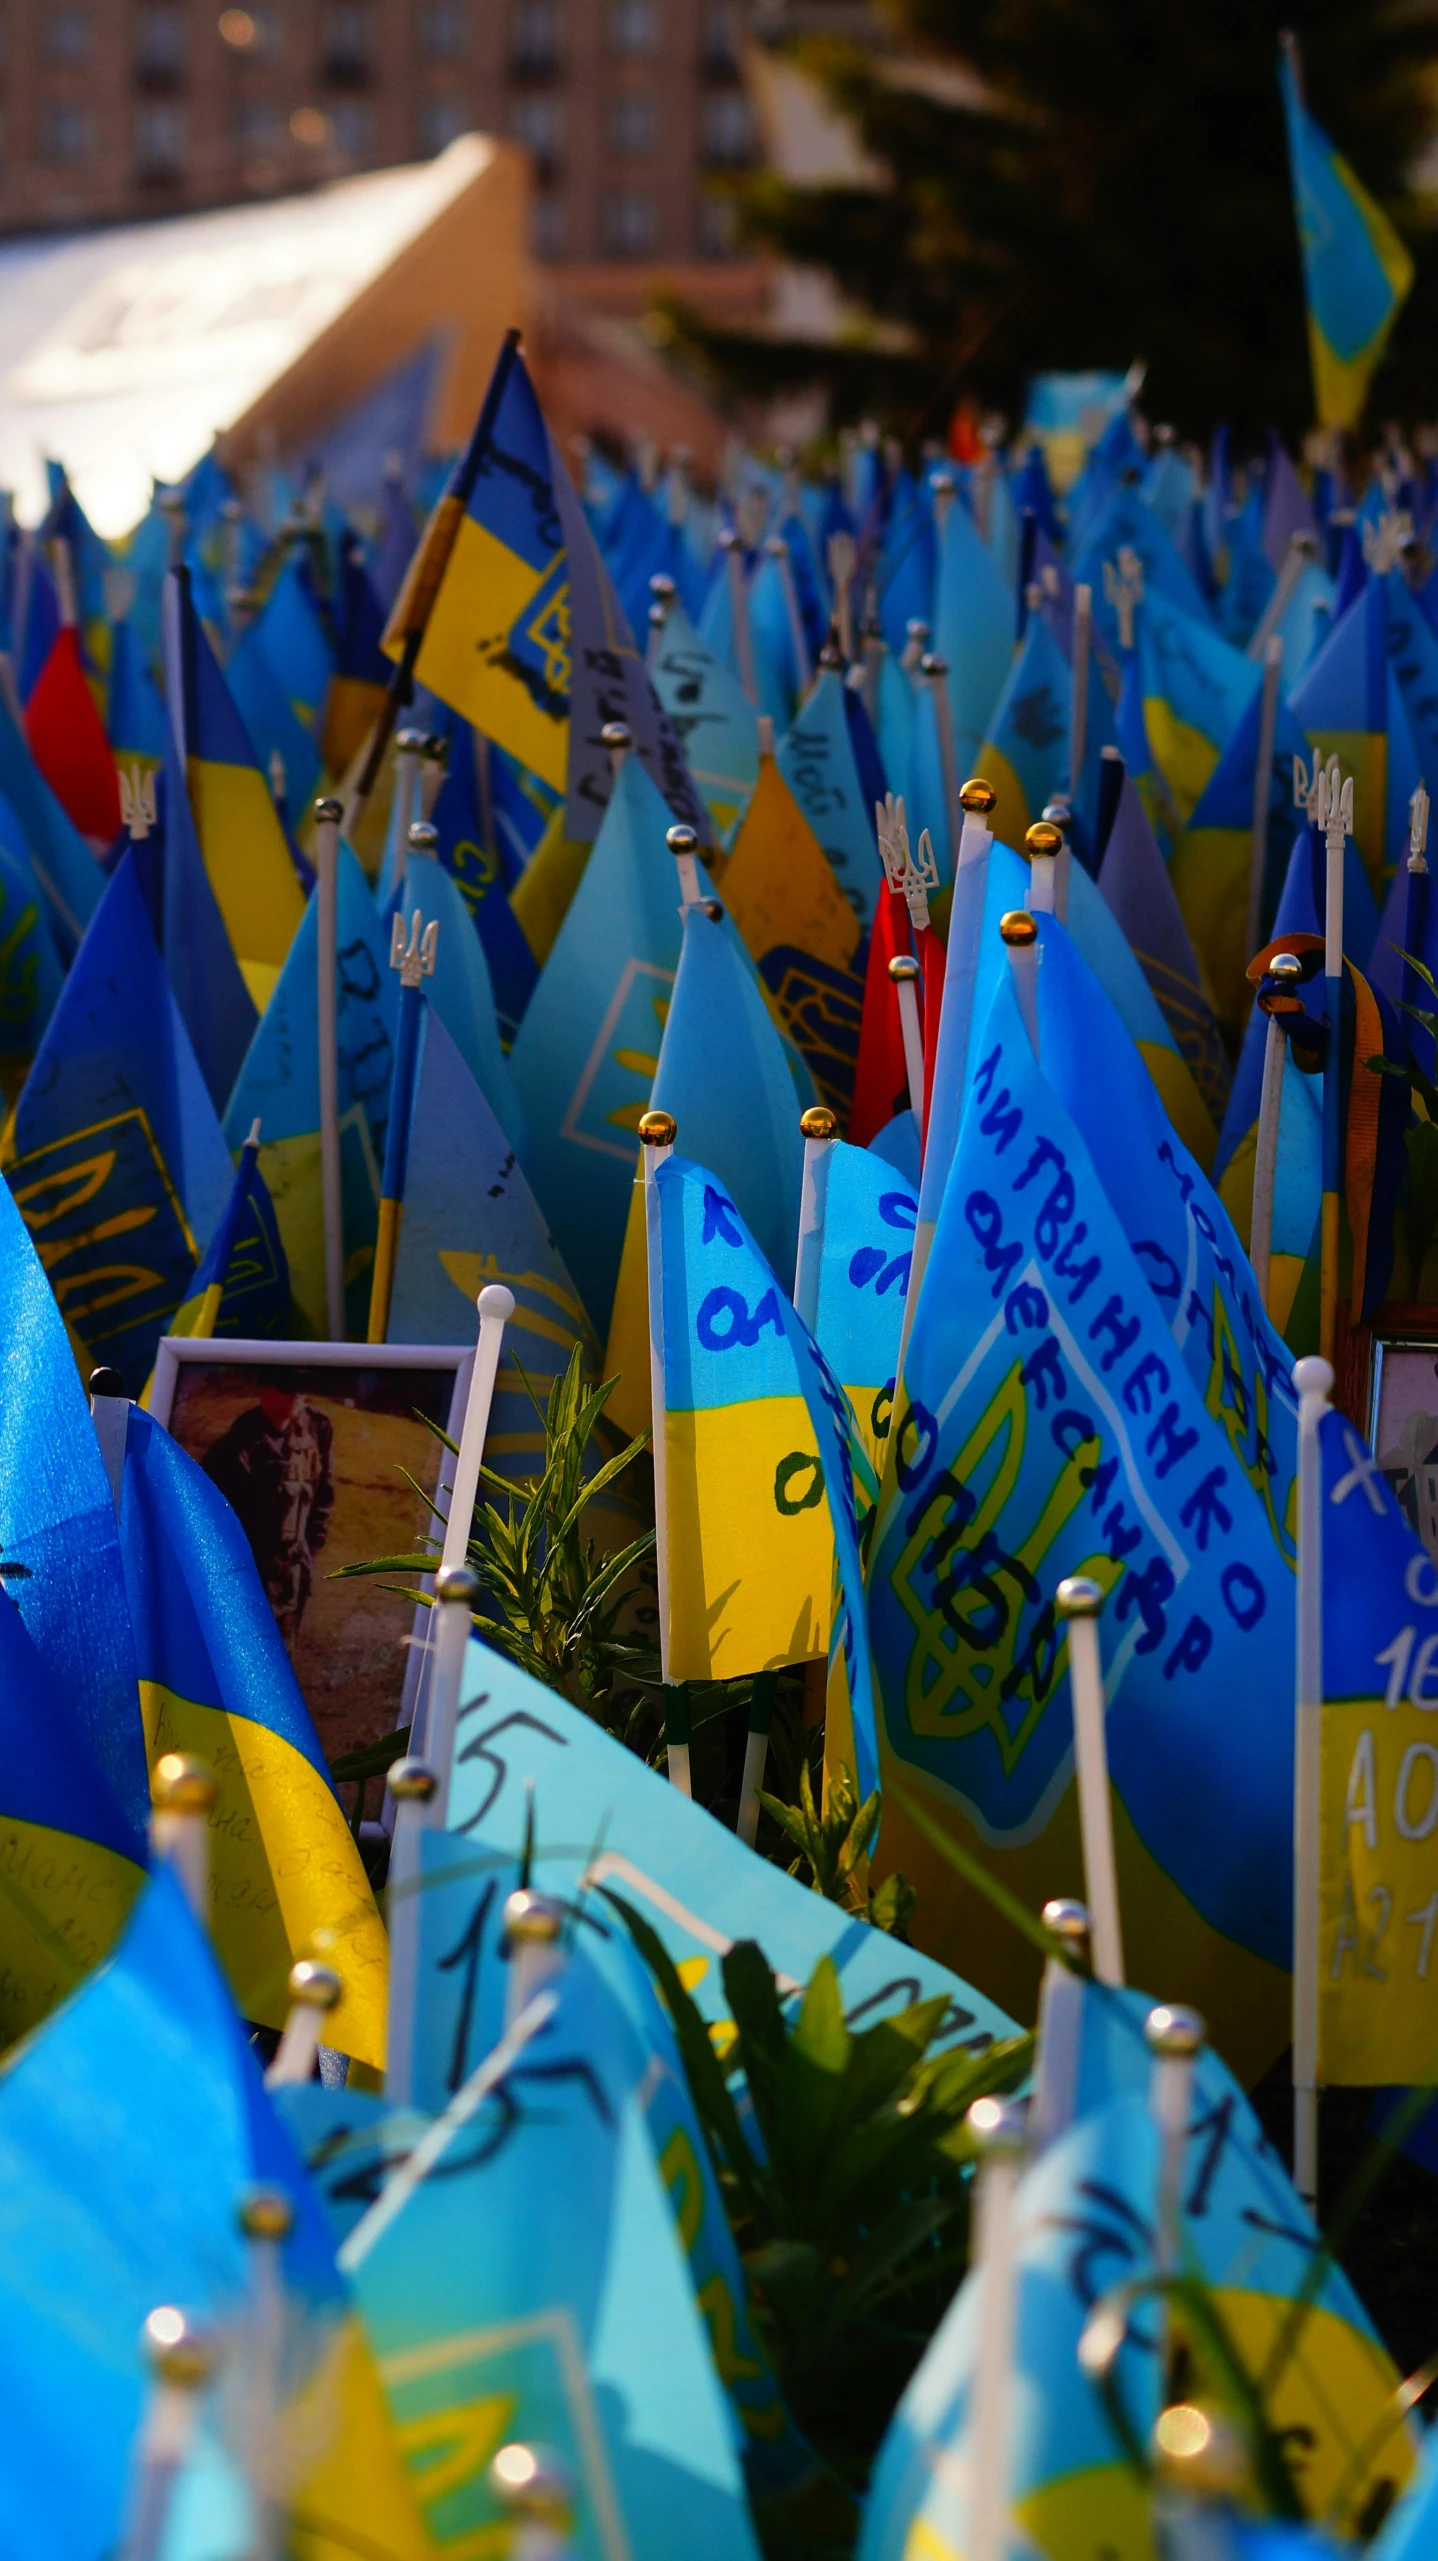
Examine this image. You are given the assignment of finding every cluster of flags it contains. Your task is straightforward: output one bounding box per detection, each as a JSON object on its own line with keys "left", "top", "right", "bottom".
{"left": 1, "top": 34, "right": 1438, "bottom": 2554}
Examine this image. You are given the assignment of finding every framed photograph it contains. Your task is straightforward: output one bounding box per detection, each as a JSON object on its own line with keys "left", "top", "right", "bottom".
{"left": 149, "top": 1338, "right": 474, "bottom": 1769}
{"left": 1368, "top": 1330, "right": 1438, "bottom": 1563}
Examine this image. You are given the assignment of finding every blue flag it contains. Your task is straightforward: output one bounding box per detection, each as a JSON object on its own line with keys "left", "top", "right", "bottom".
{"left": 1278, "top": 44, "right": 1413, "bottom": 431}
{"left": 389, "top": 846, "right": 526, "bottom": 1155}
{"left": 1, "top": 849, "right": 234, "bottom": 1393}
{"left": 427, "top": 714, "right": 540, "bottom": 1048}
{"left": 650, "top": 597, "right": 761, "bottom": 844}
{"left": 799, "top": 1134, "right": 915, "bottom": 1486}
{"left": 166, "top": 1121, "right": 290, "bottom": 1344}
{"left": 870, "top": 958, "right": 1295, "bottom": 2072}
{"left": 777, "top": 667, "right": 886, "bottom": 929}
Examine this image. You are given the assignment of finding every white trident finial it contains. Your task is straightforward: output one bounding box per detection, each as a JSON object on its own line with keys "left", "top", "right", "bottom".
{"left": 1312, "top": 754, "right": 1353, "bottom": 845}
{"left": 390, "top": 909, "right": 439, "bottom": 990}
{"left": 875, "top": 790, "right": 937, "bottom": 930}
{"left": 1102, "top": 546, "right": 1144, "bottom": 649}
{"left": 1410, "top": 781, "right": 1430, "bottom": 873}
{"left": 119, "top": 763, "right": 157, "bottom": 841}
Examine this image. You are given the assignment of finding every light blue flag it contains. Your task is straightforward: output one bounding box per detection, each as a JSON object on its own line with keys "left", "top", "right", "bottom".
{"left": 798, "top": 1134, "right": 915, "bottom": 1484}
{"left": 748, "top": 543, "right": 802, "bottom": 728}
{"left": 509, "top": 751, "right": 707, "bottom": 1332}
{"left": 932, "top": 493, "right": 1015, "bottom": 776}
{"left": 649, "top": 597, "right": 760, "bottom": 843}
{"left": 1138, "top": 585, "right": 1262, "bottom": 829}
{"left": 2, "top": 848, "right": 233, "bottom": 1394}
{"left": 871, "top": 958, "right": 1295, "bottom": 2039}
{"left": 1072, "top": 480, "right": 1214, "bottom": 648}
{"left": 1278, "top": 45, "right": 1413, "bottom": 432}
{"left": 651, "top": 900, "right": 805, "bottom": 1290}
{"left": 391, "top": 848, "right": 526, "bottom": 1156}
{"left": 875, "top": 650, "right": 918, "bottom": 806}
{"left": 248, "top": 547, "right": 336, "bottom": 728}
{"left": 869, "top": 1108, "right": 921, "bottom": 1184}
{"left": 0, "top": 679, "right": 103, "bottom": 956}
{"left": 297, "top": 1943, "right": 764, "bottom": 2561}
{"left": 387, "top": 1003, "right": 595, "bottom": 1481}
{"left": 0, "top": 1169, "right": 147, "bottom": 1828}
{"left": 0, "top": 1862, "right": 426, "bottom": 2561}
{"left": 906, "top": 669, "right": 956, "bottom": 877}
{"left": 777, "top": 667, "right": 886, "bottom": 928}
{"left": 224, "top": 838, "right": 397, "bottom": 1338}
{"left": 105, "top": 613, "right": 167, "bottom": 765}
{"left": 977, "top": 603, "right": 1074, "bottom": 849}
{"left": 863, "top": 2016, "right": 1411, "bottom": 2561}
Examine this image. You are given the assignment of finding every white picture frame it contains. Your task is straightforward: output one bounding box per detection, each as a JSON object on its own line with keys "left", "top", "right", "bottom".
{"left": 150, "top": 1337, "right": 474, "bottom": 1776}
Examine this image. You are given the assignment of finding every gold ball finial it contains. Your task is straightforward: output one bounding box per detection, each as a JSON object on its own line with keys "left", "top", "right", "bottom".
{"left": 151, "top": 1753, "right": 217, "bottom": 1816}
{"left": 239, "top": 2185, "right": 295, "bottom": 2243}
{"left": 1056, "top": 1574, "right": 1104, "bottom": 1619}
{"left": 639, "top": 1110, "right": 676, "bottom": 1146}
{"left": 799, "top": 1105, "right": 837, "bottom": 1141}
{"left": 489, "top": 2443, "right": 575, "bottom": 2526}
{"left": 1025, "top": 820, "right": 1064, "bottom": 859}
{"left": 143, "top": 2306, "right": 217, "bottom": 2390}
{"left": 387, "top": 1757, "right": 439, "bottom": 1805}
{"left": 1151, "top": 2403, "right": 1250, "bottom": 2501}
{"left": 966, "top": 2094, "right": 1026, "bottom": 2157}
{"left": 960, "top": 776, "right": 997, "bottom": 814}
{"left": 888, "top": 954, "right": 921, "bottom": 983}
{"left": 1145, "top": 2003, "right": 1206, "bottom": 2060}
{"left": 287, "top": 1956, "right": 343, "bottom": 2013}
{"left": 1042, "top": 1897, "right": 1092, "bottom": 1957}
{"left": 436, "top": 1563, "right": 481, "bottom": 1610}
{"left": 666, "top": 823, "right": 699, "bottom": 854}
{"left": 504, "top": 1887, "right": 564, "bottom": 1947}
{"left": 999, "top": 910, "right": 1038, "bottom": 947}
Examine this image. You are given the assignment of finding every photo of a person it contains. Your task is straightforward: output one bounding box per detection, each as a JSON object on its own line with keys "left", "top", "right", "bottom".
{"left": 201, "top": 1383, "right": 337, "bottom": 1647}
{"left": 1375, "top": 1352, "right": 1438, "bottom": 1561}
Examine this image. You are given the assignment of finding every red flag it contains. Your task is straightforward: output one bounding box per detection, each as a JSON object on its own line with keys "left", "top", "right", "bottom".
{"left": 25, "top": 628, "right": 121, "bottom": 844}
{"left": 917, "top": 919, "right": 946, "bottom": 1137}
{"left": 849, "top": 884, "right": 917, "bottom": 1146}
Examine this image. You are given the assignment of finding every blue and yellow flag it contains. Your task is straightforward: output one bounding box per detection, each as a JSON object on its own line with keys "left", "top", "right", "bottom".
{"left": 0, "top": 1863, "right": 427, "bottom": 2559}
{"left": 800, "top": 1134, "right": 915, "bottom": 1486}
{"left": 0, "top": 1167, "right": 147, "bottom": 1829}
{"left": 225, "top": 611, "right": 323, "bottom": 819}
{"left": 157, "top": 717, "right": 261, "bottom": 1113}
{"left": 389, "top": 843, "right": 526, "bottom": 1156}
{"left": 1098, "top": 763, "right": 1231, "bottom": 1127}
{"left": 717, "top": 742, "right": 866, "bottom": 1123}
{"left": 1137, "top": 585, "right": 1262, "bottom": 829}
{"left": 248, "top": 543, "right": 336, "bottom": 731}
{"left": 1290, "top": 572, "right": 1425, "bottom": 891}
{"left": 1313, "top": 1401, "right": 1438, "bottom": 2085}
{"left": 1, "top": 849, "right": 234, "bottom": 1394}
{"left": 1171, "top": 679, "right": 1314, "bottom": 1026}
{"left": 650, "top": 1152, "right": 877, "bottom": 1787}
{"left": 869, "top": 957, "right": 1295, "bottom": 2074}
{"left": 165, "top": 1119, "right": 290, "bottom": 1344}
{"left": 0, "top": 1576, "right": 145, "bottom": 2049}
{"left": 224, "top": 837, "right": 397, "bottom": 1337}
{"left": 120, "top": 1404, "right": 387, "bottom": 2066}
{"left": 863, "top": 2010, "right": 1413, "bottom": 2561}
{"left": 1279, "top": 45, "right": 1413, "bottom": 430}
{"left": 162, "top": 563, "right": 306, "bottom": 1014}
{"left": 932, "top": 485, "right": 1016, "bottom": 774}
{"left": 104, "top": 608, "right": 166, "bottom": 770}
{"left": 405, "top": 340, "right": 704, "bottom": 846}
{"left": 387, "top": 1003, "right": 595, "bottom": 1479}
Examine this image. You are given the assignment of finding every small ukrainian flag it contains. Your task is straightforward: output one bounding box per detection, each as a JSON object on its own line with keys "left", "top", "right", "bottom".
{"left": 1279, "top": 39, "right": 1413, "bottom": 430}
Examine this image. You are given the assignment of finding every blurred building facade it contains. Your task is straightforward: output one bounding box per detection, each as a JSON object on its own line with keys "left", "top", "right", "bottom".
{"left": 0, "top": 0, "right": 763, "bottom": 263}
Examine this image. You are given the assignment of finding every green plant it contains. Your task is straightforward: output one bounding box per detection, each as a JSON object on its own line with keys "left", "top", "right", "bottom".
{"left": 328, "top": 1724, "right": 411, "bottom": 1839}
{"left": 604, "top": 1888, "right": 1030, "bottom": 2505}
{"left": 760, "top": 1761, "right": 917, "bottom": 1938}
{"left": 334, "top": 1347, "right": 659, "bottom": 1735}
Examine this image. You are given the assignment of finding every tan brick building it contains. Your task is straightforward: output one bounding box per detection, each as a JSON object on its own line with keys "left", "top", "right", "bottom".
{"left": 0, "top": 0, "right": 758, "bottom": 261}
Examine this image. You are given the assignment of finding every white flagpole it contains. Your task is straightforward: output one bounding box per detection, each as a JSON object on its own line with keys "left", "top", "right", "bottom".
{"left": 638, "top": 1109, "right": 688, "bottom": 1791}
{"left": 900, "top": 777, "right": 996, "bottom": 1370}
{"left": 966, "top": 2095, "right": 1027, "bottom": 2561}
{"left": 89, "top": 1365, "right": 129, "bottom": 1519}
{"left": 1029, "top": 1900, "right": 1092, "bottom": 2156}
{"left": 767, "top": 535, "right": 812, "bottom": 698}
{"left": 1147, "top": 2003, "right": 1205, "bottom": 2276}
{"left": 122, "top": 2311, "right": 218, "bottom": 2561}
{"left": 313, "top": 795, "right": 346, "bottom": 1341}
{"left": 889, "top": 956, "right": 926, "bottom": 1122}
{"left": 793, "top": 1104, "right": 837, "bottom": 1331}
{"left": 1293, "top": 1351, "right": 1333, "bottom": 2211}
{"left": 920, "top": 650, "right": 965, "bottom": 874}
{"left": 489, "top": 2445, "right": 577, "bottom": 2561}
{"left": 236, "top": 2187, "right": 293, "bottom": 2561}
{"left": 265, "top": 1956, "right": 343, "bottom": 2090}
{"left": 722, "top": 528, "right": 758, "bottom": 705}
{"left": 1068, "top": 582, "right": 1092, "bottom": 797}
{"left": 384, "top": 1754, "right": 439, "bottom": 2106}
{"left": 425, "top": 1564, "right": 480, "bottom": 1823}
{"left": 149, "top": 1754, "right": 215, "bottom": 1924}
{"left": 1056, "top": 1577, "right": 1124, "bottom": 1986}
{"left": 439, "top": 1285, "right": 516, "bottom": 1581}
{"left": 503, "top": 1887, "right": 566, "bottom": 2029}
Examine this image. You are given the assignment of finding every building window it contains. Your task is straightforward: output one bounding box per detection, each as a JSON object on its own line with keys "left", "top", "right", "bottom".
{"left": 419, "top": 92, "right": 471, "bottom": 153}
{"left": 135, "top": 99, "right": 187, "bottom": 176}
{"left": 531, "top": 191, "right": 564, "bottom": 257}
{"left": 43, "top": 100, "right": 93, "bottom": 160}
{"left": 607, "top": 92, "right": 655, "bottom": 154}
{"left": 322, "top": 1, "right": 372, "bottom": 84}
{"left": 135, "top": 6, "right": 185, "bottom": 81}
{"left": 420, "top": 2, "right": 466, "bottom": 57}
{"left": 510, "top": 94, "right": 563, "bottom": 175}
{"left": 601, "top": 189, "right": 657, "bottom": 254}
{"left": 698, "top": 193, "right": 737, "bottom": 256}
{"left": 701, "top": 89, "right": 753, "bottom": 163}
{"left": 509, "top": 0, "right": 560, "bottom": 76}
{"left": 327, "top": 97, "right": 375, "bottom": 157}
{"left": 235, "top": 98, "right": 285, "bottom": 150}
{"left": 700, "top": 0, "right": 740, "bottom": 71}
{"left": 44, "top": 7, "right": 90, "bottom": 62}
{"left": 607, "top": 0, "right": 659, "bottom": 54}
{"left": 219, "top": 6, "right": 281, "bottom": 57}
